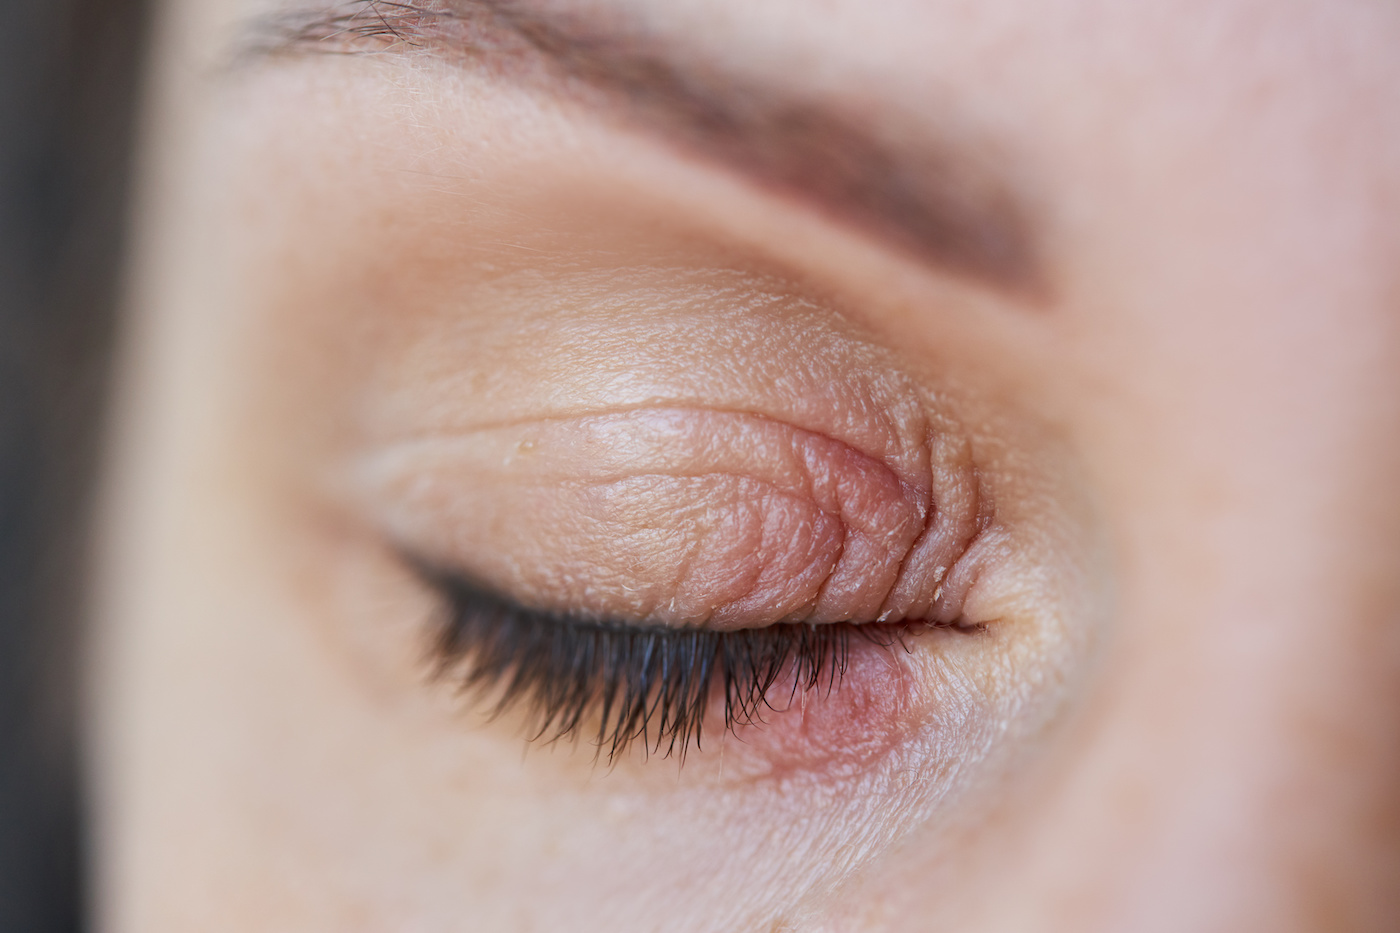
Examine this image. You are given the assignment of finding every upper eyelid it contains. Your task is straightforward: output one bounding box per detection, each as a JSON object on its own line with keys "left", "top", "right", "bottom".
{"left": 350, "top": 404, "right": 989, "bottom": 628}
{"left": 237, "top": 0, "right": 1049, "bottom": 301}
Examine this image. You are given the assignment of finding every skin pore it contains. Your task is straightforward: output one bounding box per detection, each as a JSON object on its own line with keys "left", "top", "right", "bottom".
{"left": 94, "top": 0, "right": 1400, "bottom": 930}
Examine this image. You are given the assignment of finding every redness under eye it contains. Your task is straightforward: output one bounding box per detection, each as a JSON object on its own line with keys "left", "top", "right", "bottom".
{"left": 726, "top": 632, "right": 923, "bottom": 777}
{"left": 416, "top": 559, "right": 954, "bottom": 769}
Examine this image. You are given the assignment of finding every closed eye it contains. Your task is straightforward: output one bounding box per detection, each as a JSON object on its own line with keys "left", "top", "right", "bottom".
{"left": 409, "top": 555, "right": 976, "bottom": 762}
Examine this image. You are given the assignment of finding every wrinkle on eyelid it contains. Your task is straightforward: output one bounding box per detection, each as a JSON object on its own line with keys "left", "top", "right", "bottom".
{"left": 352, "top": 406, "right": 987, "bottom": 626}
{"left": 369, "top": 399, "right": 935, "bottom": 496}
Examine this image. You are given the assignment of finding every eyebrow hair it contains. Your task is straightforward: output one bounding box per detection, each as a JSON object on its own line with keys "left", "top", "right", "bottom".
{"left": 245, "top": 0, "right": 1045, "bottom": 296}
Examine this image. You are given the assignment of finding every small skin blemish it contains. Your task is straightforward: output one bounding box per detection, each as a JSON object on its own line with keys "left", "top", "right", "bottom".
{"left": 504, "top": 437, "right": 538, "bottom": 467}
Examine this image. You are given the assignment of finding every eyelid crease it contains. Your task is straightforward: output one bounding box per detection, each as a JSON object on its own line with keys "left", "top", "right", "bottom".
{"left": 364, "top": 403, "right": 933, "bottom": 494}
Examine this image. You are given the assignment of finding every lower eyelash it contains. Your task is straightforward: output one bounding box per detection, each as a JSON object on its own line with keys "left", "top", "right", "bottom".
{"left": 408, "top": 559, "right": 929, "bottom": 762}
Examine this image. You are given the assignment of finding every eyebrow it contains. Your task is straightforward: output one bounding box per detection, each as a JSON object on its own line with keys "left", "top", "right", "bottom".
{"left": 245, "top": 0, "right": 1045, "bottom": 296}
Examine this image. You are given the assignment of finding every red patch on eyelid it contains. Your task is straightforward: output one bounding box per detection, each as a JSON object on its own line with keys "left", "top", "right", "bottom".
{"left": 712, "top": 635, "right": 920, "bottom": 778}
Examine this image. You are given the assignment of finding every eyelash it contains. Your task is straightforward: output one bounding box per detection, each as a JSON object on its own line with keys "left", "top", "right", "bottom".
{"left": 410, "top": 560, "right": 934, "bottom": 761}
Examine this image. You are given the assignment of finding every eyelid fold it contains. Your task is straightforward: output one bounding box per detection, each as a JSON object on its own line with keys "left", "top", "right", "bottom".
{"left": 353, "top": 404, "right": 989, "bottom": 628}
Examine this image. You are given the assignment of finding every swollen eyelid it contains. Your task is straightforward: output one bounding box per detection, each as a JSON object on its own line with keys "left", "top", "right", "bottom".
{"left": 354, "top": 405, "right": 987, "bottom": 628}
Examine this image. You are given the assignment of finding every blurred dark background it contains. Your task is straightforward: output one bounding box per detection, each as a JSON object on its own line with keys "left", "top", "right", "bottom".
{"left": 0, "top": 0, "right": 149, "bottom": 928}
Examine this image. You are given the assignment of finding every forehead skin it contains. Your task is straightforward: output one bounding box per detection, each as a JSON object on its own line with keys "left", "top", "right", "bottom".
{"left": 106, "top": 0, "right": 1400, "bottom": 930}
